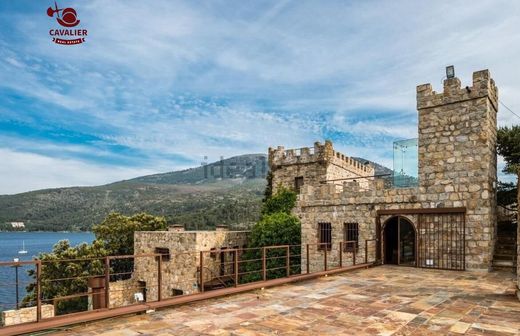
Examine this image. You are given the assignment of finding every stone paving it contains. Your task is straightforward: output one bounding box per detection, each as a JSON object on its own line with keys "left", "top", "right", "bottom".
{"left": 51, "top": 266, "right": 520, "bottom": 335}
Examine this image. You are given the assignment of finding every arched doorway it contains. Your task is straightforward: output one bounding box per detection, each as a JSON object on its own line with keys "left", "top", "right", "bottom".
{"left": 383, "top": 216, "right": 416, "bottom": 266}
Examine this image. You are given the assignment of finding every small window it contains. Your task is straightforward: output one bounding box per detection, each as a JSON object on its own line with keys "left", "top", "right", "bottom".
{"left": 210, "top": 247, "right": 217, "bottom": 259}
{"left": 344, "top": 223, "right": 359, "bottom": 252}
{"left": 318, "top": 222, "right": 332, "bottom": 251}
{"left": 294, "top": 176, "right": 304, "bottom": 193}
{"left": 172, "top": 289, "right": 183, "bottom": 296}
{"left": 155, "top": 247, "right": 170, "bottom": 261}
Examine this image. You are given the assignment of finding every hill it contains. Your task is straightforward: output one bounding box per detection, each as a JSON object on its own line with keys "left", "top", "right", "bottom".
{"left": 0, "top": 154, "right": 268, "bottom": 231}
{"left": 0, "top": 153, "right": 392, "bottom": 232}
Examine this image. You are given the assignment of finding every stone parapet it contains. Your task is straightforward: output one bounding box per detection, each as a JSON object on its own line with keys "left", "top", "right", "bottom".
{"left": 1, "top": 304, "right": 54, "bottom": 326}
{"left": 417, "top": 70, "right": 498, "bottom": 111}
{"left": 269, "top": 140, "right": 373, "bottom": 175}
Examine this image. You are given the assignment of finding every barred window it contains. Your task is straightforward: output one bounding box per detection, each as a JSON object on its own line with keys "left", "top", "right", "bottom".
{"left": 318, "top": 222, "right": 332, "bottom": 250}
{"left": 294, "top": 176, "right": 304, "bottom": 193}
{"left": 155, "top": 247, "right": 170, "bottom": 261}
{"left": 344, "top": 223, "right": 359, "bottom": 252}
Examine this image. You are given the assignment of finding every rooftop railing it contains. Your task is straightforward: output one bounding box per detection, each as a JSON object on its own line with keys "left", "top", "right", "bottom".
{"left": 0, "top": 240, "right": 377, "bottom": 335}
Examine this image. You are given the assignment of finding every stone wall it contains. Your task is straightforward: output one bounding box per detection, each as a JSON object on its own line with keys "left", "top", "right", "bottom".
{"left": 296, "top": 181, "right": 418, "bottom": 273}
{"left": 269, "top": 141, "right": 374, "bottom": 194}
{"left": 1, "top": 304, "right": 54, "bottom": 326}
{"left": 134, "top": 228, "right": 249, "bottom": 300}
{"left": 292, "top": 69, "right": 498, "bottom": 273}
{"left": 109, "top": 279, "right": 140, "bottom": 308}
{"left": 417, "top": 70, "right": 498, "bottom": 270}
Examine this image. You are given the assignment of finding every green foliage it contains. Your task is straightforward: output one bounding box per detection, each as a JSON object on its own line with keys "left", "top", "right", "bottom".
{"left": 93, "top": 212, "right": 167, "bottom": 257}
{"left": 263, "top": 171, "right": 273, "bottom": 202}
{"left": 23, "top": 240, "right": 107, "bottom": 315}
{"left": 241, "top": 212, "right": 301, "bottom": 283}
{"left": 241, "top": 188, "right": 301, "bottom": 284}
{"left": 497, "top": 125, "right": 519, "bottom": 224}
{"left": 249, "top": 212, "right": 301, "bottom": 248}
{"left": 23, "top": 212, "right": 166, "bottom": 314}
{"left": 0, "top": 177, "right": 265, "bottom": 232}
{"left": 497, "top": 182, "right": 517, "bottom": 208}
{"left": 497, "top": 125, "right": 520, "bottom": 174}
{"left": 93, "top": 212, "right": 167, "bottom": 279}
{"left": 261, "top": 187, "right": 297, "bottom": 215}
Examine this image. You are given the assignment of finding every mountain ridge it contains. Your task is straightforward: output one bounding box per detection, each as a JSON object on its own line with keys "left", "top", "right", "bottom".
{"left": 0, "top": 153, "right": 391, "bottom": 232}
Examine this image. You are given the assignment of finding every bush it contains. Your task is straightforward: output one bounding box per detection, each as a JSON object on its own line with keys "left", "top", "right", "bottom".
{"left": 241, "top": 188, "right": 301, "bottom": 283}
{"left": 261, "top": 187, "right": 297, "bottom": 215}
{"left": 23, "top": 212, "right": 166, "bottom": 314}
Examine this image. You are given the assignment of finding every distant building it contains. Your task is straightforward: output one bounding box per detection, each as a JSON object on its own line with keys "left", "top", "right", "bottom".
{"left": 10, "top": 222, "right": 25, "bottom": 229}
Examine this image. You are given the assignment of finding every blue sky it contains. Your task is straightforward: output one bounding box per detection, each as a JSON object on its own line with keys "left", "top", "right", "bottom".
{"left": 1, "top": 0, "right": 519, "bottom": 194}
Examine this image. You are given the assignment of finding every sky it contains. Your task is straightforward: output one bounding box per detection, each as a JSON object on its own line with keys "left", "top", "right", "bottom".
{"left": 0, "top": 0, "right": 519, "bottom": 194}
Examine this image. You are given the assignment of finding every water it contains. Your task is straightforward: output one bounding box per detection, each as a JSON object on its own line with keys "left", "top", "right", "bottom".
{"left": 0, "top": 232, "right": 94, "bottom": 312}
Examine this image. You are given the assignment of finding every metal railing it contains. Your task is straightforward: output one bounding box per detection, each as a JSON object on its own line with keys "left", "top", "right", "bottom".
{"left": 0, "top": 240, "right": 377, "bottom": 332}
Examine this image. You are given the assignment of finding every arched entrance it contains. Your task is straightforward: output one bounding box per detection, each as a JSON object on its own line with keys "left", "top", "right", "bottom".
{"left": 383, "top": 216, "right": 416, "bottom": 266}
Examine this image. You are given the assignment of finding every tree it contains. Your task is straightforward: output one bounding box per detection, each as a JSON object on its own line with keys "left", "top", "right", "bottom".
{"left": 241, "top": 188, "right": 301, "bottom": 283}
{"left": 22, "top": 240, "right": 107, "bottom": 315}
{"left": 261, "top": 186, "right": 297, "bottom": 215}
{"left": 23, "top": 212, "right": 167, "bottom": 314}
{"left": 93, "top": 212, "right": 167, "bottom": 257}
{"left": 93, "top": 212, "right": 167, "bottom": 279}
{"left": 263, "top": 171, "right": 273, "bottom": 202}
{"left": 497, "top": 125, "right": 520, "bottom": 221}
{"left": 497, "top": 182, "right": 517, "bottom": 209}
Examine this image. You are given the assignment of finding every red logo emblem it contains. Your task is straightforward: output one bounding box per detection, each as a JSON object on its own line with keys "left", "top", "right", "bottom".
{"left": 47, "top": 2, "right": 87, "bottom": 45}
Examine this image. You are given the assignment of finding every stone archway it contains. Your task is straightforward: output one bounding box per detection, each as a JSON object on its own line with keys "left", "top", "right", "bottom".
{"left": 383, "top": 216, "right": 416, "bottom": 266}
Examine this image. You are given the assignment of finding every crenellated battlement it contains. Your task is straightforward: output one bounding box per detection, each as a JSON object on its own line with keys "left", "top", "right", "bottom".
{"left": 417, "top": 69, "right": 498, "bottom": 111}
{"left": 268, "top": 140, "right": 375, "bottom": 176}
{"left": 297, "top": 177, "right": 417, "bottom": 206}
{"left": 329, "top": 149, "right": 375, "bottom": 176}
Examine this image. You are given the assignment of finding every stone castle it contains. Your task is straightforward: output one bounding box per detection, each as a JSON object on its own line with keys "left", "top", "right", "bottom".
{"left": 270, "top": 69, "right": 499, "bottom": 272}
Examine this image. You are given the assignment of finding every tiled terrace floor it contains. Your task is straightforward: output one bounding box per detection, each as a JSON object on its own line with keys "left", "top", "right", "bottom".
{"left": 52, "top": 266, "right": 519, "bottom": 335}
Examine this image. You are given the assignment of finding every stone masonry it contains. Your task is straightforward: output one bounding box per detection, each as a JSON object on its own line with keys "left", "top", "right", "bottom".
{"left": 1, "top": 304, "right": 54, "bottom": 326}
{"left": 269, "top": 141, "right": 375, "bottom": 194}
{"left": 272, "top": 69, "right": 498, "bottom": 272}
{"left": 134, "top": 226, "right": 249, "bottom": 301}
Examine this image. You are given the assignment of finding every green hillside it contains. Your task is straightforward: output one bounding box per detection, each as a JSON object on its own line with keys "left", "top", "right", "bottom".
{"left": 0, "top": 154, "right": 268, "bottom": 231}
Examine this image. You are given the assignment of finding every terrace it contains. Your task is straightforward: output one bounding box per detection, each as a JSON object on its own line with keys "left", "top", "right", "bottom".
{"left": 48, "top": 266, "right": 519, "bottom": 335}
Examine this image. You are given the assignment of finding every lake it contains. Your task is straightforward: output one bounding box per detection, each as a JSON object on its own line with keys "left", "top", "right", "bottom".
{"left": 0, "top": 231, "right": 94, "bottom": 312}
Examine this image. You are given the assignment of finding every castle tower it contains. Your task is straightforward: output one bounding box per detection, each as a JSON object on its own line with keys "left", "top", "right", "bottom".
{"left": 417, "top": 69, "right": 498, "bottom": 270}
{"left": 268, "top": 141, "right": 374, "bottom": 194}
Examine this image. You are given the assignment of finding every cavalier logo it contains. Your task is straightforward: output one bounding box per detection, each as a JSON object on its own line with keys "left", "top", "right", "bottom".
{"left": 47, "top": 1, "right": 87, "bottom": 45}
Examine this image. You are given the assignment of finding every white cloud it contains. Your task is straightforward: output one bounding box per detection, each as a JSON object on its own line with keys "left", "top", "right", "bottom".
{"left": 0, "top": 148, "right": 156, "bottom": 195}
{"left": 1, "top": 0, "right": 520, "bottom": 192}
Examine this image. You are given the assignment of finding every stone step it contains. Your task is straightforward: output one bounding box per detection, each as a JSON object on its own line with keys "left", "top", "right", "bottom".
{"left": 492, "top": 260, "right": 516, "bottom": 267}
{"left": 492, "top": 265, "right": 516, "bottom": 273}
{"left": 496, "top": 246, "right": 516, "bottom": 251}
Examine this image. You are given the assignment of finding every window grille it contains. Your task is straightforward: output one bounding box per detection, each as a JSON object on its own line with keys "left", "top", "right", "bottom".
{"left": 318, "top": 222, "right": 332, "bottom": 250}
{"left": 154, "top": 247, "right": 170, "bottom": 261}
{"left": 344, "top": 223, "right": 359, "bottom": 252}
{"left": 294, "top": 176, "right": 304, "bottom": 193}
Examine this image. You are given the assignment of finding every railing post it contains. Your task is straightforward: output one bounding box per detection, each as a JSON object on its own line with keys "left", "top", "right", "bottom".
{"left": 199, "top": 251, "right": 204, "bottom": 293}
{"left": 36, "top": 260, "right": 42, "bottom": 322}
{"left": 234, "top": 249, "right": 239, "bottom": 287}
{"left": 104, "top": 256, "right": 110, "bottom": 309}
{"left": 324, "top": 245, "right": 327, "bottom": 271}
{"left": 286, "top": 245, "right": 290, "bottom": 277}
{"left": 306, "top": 244, "right": 310, "bottom": 274}
{"left": 365, "top": 240, "right": 368, "bottom": 264}
{"left": 339, "top": 242, "right": 343, "bottom": 268}
{"left": 157, "top": 255, "right": 162, "bottom": 301}
{"left": 262, "top": 247, "right": 267, "bottom": 281}
{"left": 352, "top": 242, "right": 356, "bottom": 266}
